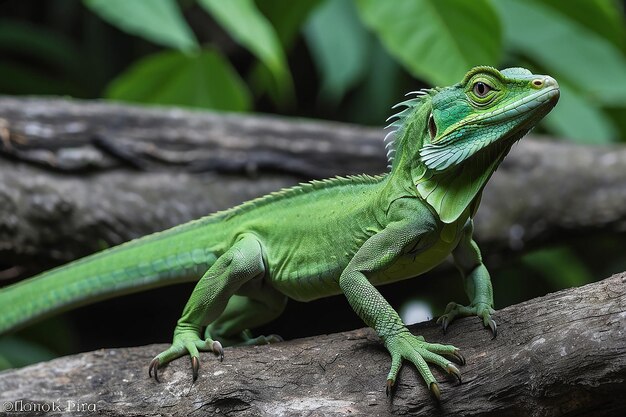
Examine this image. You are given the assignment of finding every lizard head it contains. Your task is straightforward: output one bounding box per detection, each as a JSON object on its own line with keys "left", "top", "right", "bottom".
{"left": 418, "top": 66, "right": 560, "bottom": 172}
{"left": 385, "top": 66, "right": 560, "bottom": 223}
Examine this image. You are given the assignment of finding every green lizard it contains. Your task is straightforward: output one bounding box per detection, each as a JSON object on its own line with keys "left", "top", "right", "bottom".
{"left": 0, "top": 66, "right": 559, "bottom": 399}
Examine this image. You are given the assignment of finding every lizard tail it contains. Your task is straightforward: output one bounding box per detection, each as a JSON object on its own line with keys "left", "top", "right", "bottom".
{"left": 0, "top": 233, "right": 221, "bottom": 335}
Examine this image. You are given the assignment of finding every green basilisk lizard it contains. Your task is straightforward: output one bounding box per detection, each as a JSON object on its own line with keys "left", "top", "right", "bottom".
{"left": 0, "top": 66, "right": 559, "bottom": 399}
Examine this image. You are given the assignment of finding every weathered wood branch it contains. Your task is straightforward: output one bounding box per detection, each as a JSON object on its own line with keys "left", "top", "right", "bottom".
{"left": 1, "top": 97, "right": 626, "bottom": 271}
{"left": 0, "top": 273, "right": 624, "bottom": 416}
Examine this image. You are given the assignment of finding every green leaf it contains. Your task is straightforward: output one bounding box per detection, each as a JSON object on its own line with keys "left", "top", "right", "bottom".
{"left": 83, "top": 0, "right": 198, "bottom": 52}
{"left": 251, "top": 0, "right": 320, "bottom": 105}
{"left": 543, "top": 83, "right": 616, "bottom": 144}
{"left": 257, "top": 0, "right": 321, "bottom": 47}
{"left": 304, "top": 0, "right": 370, "bottom": 103}
{"left": 106, "top": 49, "right": 251, "bottom": 111}
{"left": 494, "top": 0, "right": 626, "bottom": 106}
{"left": 198, "top": 0, "right": 291, "bottom": 91}
{"left": 539, "top": 0, "right": 625, "bottom": 50}
{"left": 355, "top": 0, "right": 502, "bottom": 86}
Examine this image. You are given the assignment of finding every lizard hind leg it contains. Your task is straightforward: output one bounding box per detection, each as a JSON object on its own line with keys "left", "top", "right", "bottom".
{"left": 149, "top": 234, "right": 266, "bottom": 382}
{"left": 204, "top": 287, "right": 287, "bottom": 347}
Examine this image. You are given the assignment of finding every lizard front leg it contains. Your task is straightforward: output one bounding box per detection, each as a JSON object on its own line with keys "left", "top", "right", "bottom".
{"left": 149, "top": 234, "right": 266, "bottom": 381}
{"left": 339, "top": 201, "right": 463, "bottom": 399}
{"left": 437, "top": 220, "right": 497, "bottom": 336}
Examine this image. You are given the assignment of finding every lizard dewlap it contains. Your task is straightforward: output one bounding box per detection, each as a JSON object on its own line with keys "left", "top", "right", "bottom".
{"left": 0, "top": 67, "right": 559, "bottom": 399}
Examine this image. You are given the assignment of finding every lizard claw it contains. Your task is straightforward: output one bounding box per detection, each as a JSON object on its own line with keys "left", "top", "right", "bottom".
{"left": 450, "top": 349, "right": 465, "bottom": 366}
{"left": 446, "top": 363, "right": 462, "bottom": 384}
{"left": 437, "top": 302, "right": 458, "bottom": 334}
{"left": 438, "top": 316, "right": 449, "bottom": 334}
{"left": 149, "top": 330, "right": 225, "bottom": 382}
{"left": 148, "top": 357, "right": 160, "bottom": 382}
{"left": 430, "top": 382, "right": 441, "bottom": 401}
{"left": 191, "top": 356, "right": 200, "bottom": 381}
{"left": 488, "top": 318, "right": 497, "bottom": 339}
{"left": 384, "top": 332, "right": 460, "bottom": 400}
{"left": 386, "top": 379, "right": 394, "bottom": 397}
{"left": 212, "top": 341, "right": 224, "bottom": 361}
{"left": 438, "top": 301, "right": 496, "bottom": 339}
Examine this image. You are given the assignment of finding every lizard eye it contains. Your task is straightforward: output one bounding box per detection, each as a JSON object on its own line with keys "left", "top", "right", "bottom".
{"left": 473, "top": 81, "right": 491, "bottom": 97}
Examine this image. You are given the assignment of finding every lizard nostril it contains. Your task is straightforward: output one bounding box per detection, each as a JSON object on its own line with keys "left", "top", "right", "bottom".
{"left": 532, "top": 79, "right": 544, "bottom": 88}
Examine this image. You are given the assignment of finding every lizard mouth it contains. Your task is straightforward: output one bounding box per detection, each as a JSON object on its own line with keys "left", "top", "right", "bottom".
{"left": 495, "top": 86, "right": 560, "bottom": 144}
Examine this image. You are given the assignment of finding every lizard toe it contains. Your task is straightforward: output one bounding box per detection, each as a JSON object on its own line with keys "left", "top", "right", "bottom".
{"left": 148, "top": 357, "right": 160, "bottom": 382}
{"left": 212, "top": 341, "right": 224, "bottom": 361}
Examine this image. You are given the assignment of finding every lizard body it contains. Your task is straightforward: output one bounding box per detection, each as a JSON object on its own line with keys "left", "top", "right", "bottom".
{"left": 0, "top": 66, "right": 559, "bottom": 398}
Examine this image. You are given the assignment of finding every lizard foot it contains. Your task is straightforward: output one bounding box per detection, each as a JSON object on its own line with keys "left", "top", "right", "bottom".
{"left": 437, "top": 301, "right": 496, "bottom": 338}
{"left": 148, "top": 330, "right": 223, "bottom": 382}
{"left": 239, "top": 329, "right": 283, "bottom": 346}
{"left": 384, "top": 331, "right": 463, "bottom": 399}
{"left": 205, "top": 327, "right": 284, "bottom": 347}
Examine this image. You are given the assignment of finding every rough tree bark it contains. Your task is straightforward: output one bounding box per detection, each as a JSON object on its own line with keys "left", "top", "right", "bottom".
{"left": 0, "top": 273, "right": 624, "bottom": 417}
{"left": 1, "top": 97, "right": 626, "bottom": 274}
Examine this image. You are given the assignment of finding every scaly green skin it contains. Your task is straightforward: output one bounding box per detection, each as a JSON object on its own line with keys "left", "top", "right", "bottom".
{"left": 0, "top": 67, "right": 559, "bottom": 399}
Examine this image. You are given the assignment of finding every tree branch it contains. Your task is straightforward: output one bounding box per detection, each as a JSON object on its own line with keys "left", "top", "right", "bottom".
{"left": 1, "top": 97, "right": 625, "bottom": 272}
{"left": 0, "top": 273, "right": 624, "bottom": 416}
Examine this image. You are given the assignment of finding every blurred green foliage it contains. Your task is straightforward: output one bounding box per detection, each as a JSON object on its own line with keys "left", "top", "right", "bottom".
{"left": 1, "top": 0, "right": 625, "bottom": 362}
{"left": 84, "top": 0, "right": 199, "bottom": 52}
{"left": 1, "top": 0, "right": 625, "bottom": 142}
{"left": 106, "top": 49, "right": 252, "bottom": 110}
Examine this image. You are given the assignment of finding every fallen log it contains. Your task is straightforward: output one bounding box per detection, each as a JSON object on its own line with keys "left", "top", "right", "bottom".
{"left": 0, "top": 273, "right": 624, "bottom": 416}
{"left": 0, "top": 97, "right": 625, "bottom": 272}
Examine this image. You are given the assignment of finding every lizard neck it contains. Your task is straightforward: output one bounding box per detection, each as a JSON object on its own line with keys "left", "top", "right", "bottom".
{"left": 385, "top": 99, "right": 513, "bottom": 224}
{"left": 413, "top": 140, "right": 513, "bottom": 223}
